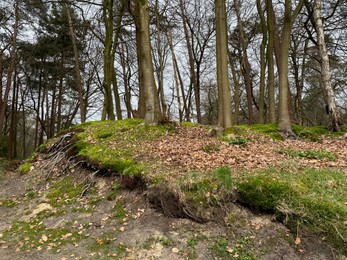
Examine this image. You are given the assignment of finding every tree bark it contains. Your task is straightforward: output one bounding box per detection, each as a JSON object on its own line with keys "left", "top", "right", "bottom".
{"left": 216, "top": 0, "right": 233, "bottom": 128}
{"left": 313, "top": 0, "right": 341, "bottom": 131}
{"left": 133, "top": 0, "right": 162, "bottom": 123}
{"left": 64, "top": 0, "right": 86, "bottom": 122}
{"left": 234, "top": 0, "right": 254, "bottom": 124}
{"left": 0, "top": 0, "right": 19, "bottom": 136}
{"left": 257, "top": 0, "right": 267, "bottom": 124}
{"left": 266, "top": 0, "right": 276, "bottom": 123}
{"left": 276, "top": 0, "right": 304, "bottom": 134}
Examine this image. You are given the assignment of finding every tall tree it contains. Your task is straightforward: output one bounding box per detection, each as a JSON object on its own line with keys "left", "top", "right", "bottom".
{"left": 63, "top": 0, "right": 86, "bottom": 122}
{"left": 273, "top": 0, "right": 304, "bottom": 134}
{"left": 0, "top": 0, "right": 19, "bottom": 137}
{"left": 312, "top": 0, "right": 341, "bottom": 131}
{"left": 234, "top": 0, "right": 255, "bottom": 124}
{"left": 132, "top": 0, "right": 162, "bottom": 123}
{"left": 216, "top": 0, "right": 232, "bottom": 128}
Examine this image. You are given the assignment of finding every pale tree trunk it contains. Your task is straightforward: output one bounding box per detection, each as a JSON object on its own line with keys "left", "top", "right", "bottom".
{"left": 133, "top": 0, "right": 162, "bottom": 123}
{"left": 234, "top": 0, "right": 254, "bottom": 124}
{"left": 0, "top": 0, "right": 19, "bottom": 136}
{"left": 313, "top": 0, "right": 341, "bottom": 131}
{"left": 257, "top": 0, "right": 267, "bottom": 124}
{"left": 64, "top": 0, "right": 86, "bottom": 122}
{"left": 216, "top": 0, "right": 233, "bottom": 128}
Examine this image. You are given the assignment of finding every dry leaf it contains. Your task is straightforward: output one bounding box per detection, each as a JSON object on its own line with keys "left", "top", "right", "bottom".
{"left": 172, "top": 248, "right": 179, "bottom": 253}
{"left": 42, "top": 234, "right": 48, "bottom": 242}
{"left": 295, "top": 236, "right": 301, "bottom": 245}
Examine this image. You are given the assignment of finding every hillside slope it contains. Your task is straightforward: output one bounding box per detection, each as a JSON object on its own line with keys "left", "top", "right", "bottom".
{"left": 1, "top": 119, "right": 346, "bottom": 259}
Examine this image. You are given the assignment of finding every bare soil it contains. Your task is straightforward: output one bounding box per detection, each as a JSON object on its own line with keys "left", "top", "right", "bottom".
{"left": 0, "top": 167, "right": 344, "bottom": 260}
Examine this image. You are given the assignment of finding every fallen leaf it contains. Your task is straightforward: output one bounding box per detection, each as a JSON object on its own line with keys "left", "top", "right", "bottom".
{"left": 295, "top": 236, "right": 301, "bottom": 245}
{"left": 42, "top": 234, "right": 48, "bottom": 242}
{"left": 172, "top": 248, "right": 179, "bottom": 253}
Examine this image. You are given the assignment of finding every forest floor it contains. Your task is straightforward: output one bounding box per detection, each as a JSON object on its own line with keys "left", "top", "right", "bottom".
{"left": 0, "top": 121, "right": 347, "bottom": 260}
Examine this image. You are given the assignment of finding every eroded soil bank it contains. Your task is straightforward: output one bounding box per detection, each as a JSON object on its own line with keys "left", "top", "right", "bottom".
{"left": 0, "top": 167, "right": 343, "bottom": 260}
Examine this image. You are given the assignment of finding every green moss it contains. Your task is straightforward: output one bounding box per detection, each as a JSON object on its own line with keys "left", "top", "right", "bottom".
{"left": 17, "top": 162, "right": 32, "bottom": 174}
{"left": 235, "top": 168, "right": 347, "bottom": 254}
{"left": 71, "top": 119, "right": 166, "bottom": 174}
{"left": 276, "top": 148, "right": 336, "bottom": 161}
{"left": 180, "top": 172, "right": 217, "bottom": 207}
{"left": 46, "top": 176, "right": 84, "bottom": 207}
{"left": 180, "top": 121, "right": 200, "bottom": 127}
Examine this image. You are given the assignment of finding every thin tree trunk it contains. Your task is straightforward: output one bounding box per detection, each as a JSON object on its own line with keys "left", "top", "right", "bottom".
{"left": 216, "top": 0, "right": 233, "bottom": 128}
{"left": 257, "top": 0, "right": 268, "bottom": 124}
{"left": 120, "top": 43, "right": 132, "bottom": 118}
{"left": 266, "top": 0, "right": 276, "bottom": 123}
{"left": 179, "top": 0, "right": 198, "bottom": 122}
{"left": 313, "top": 0, "right": 341, "bottom": 131}
{"left": 64, "top": 0, "right": 86, "bottom": 122}
{"left": 0, "top": 0, "right": 19, "bottom": 136}
{"left": 234, "top": 0, "right": 254, "bottom": 124}
{"left": 228, "top": 52, "right": 240, "bottom": 124}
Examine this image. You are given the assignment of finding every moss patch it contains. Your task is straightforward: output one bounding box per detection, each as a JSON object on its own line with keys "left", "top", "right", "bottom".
{"left": 46, "top": 176, "right": 84, "bottom": 207}
{"left": 17, "top": 162, "right": 32, "bottom": 174}
{"left": 235, "top": 167, "right": 347, "bottom": 254}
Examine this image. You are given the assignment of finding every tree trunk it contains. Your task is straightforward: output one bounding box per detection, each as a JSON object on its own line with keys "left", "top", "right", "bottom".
{"left": 179, "top": 0, "right": 198, "bottom": 122}
{"left": 234, "top": 0, "right": 254, "bottom": 124}
{"left": 64, "top": 0, "right": 86, "bottom": 122}
{"left": 276, "top": 0, "right": 304, "bottom": 134}
{"left": 216, "top": 0, "right": 233, "bottom": 128}
{"left": 102, "top": 0, "right": 116, "bottom": 120}
{"left": 133, "top": 0, "right": 162, "bottom": 123}
{"left": 257, "top": 0, "right": 268, "bottom": 124}
{"left": 313, "top": 0, "right": 341, "bottom": 131}
{"left": 0, "top": 0, "right": 19, "bottom": 136}
{"left": 266, "top": 0, "right": 276, "bottom": 123}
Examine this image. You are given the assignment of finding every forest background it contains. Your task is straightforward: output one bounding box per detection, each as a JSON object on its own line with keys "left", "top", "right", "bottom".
{"left": 0, "top": 0, "right": 346, "bottom": 159}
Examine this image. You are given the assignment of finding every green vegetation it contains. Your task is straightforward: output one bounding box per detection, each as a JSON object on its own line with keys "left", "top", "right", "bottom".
{"left": 211, "top": 236, "right": 256, "bottom": 260}
{"left": 112, "top": 197, "right": 128, "bottom": 220}
{"left": 17, "top": 162, "right": 32, "bottom": 174}
{"left": 0, "top": 197, "right": 18, "bottom": 208}
{"left": 1, "top": 219, "right": 85, "bottom": 252}
{"left": 0, "top": 158, "right": 9, "bottom": 171}
{"left": 276, "top": 148, "right": 336, "bottom": 161}
{"left": 46, "top": 176, "right": 84, "bottom": 207}
{"left": 71, "top": 119, "right": 166, "bottom": 176}
{"left": 202, "top": 143, "right": 220, "bottom": 153}
{"left": 142, "top": 236, "right": 174, "bottom": 250}
{"left": 213, "top": 166, "right": 233, "bottom": 190}
{"left": 235, "top": 167, "right": 347, "bottom": 254}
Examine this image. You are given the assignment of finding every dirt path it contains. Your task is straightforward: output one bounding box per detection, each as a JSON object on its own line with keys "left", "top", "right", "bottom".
{"left": 0, "top": 168, "right": 342, "bottom": 260}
